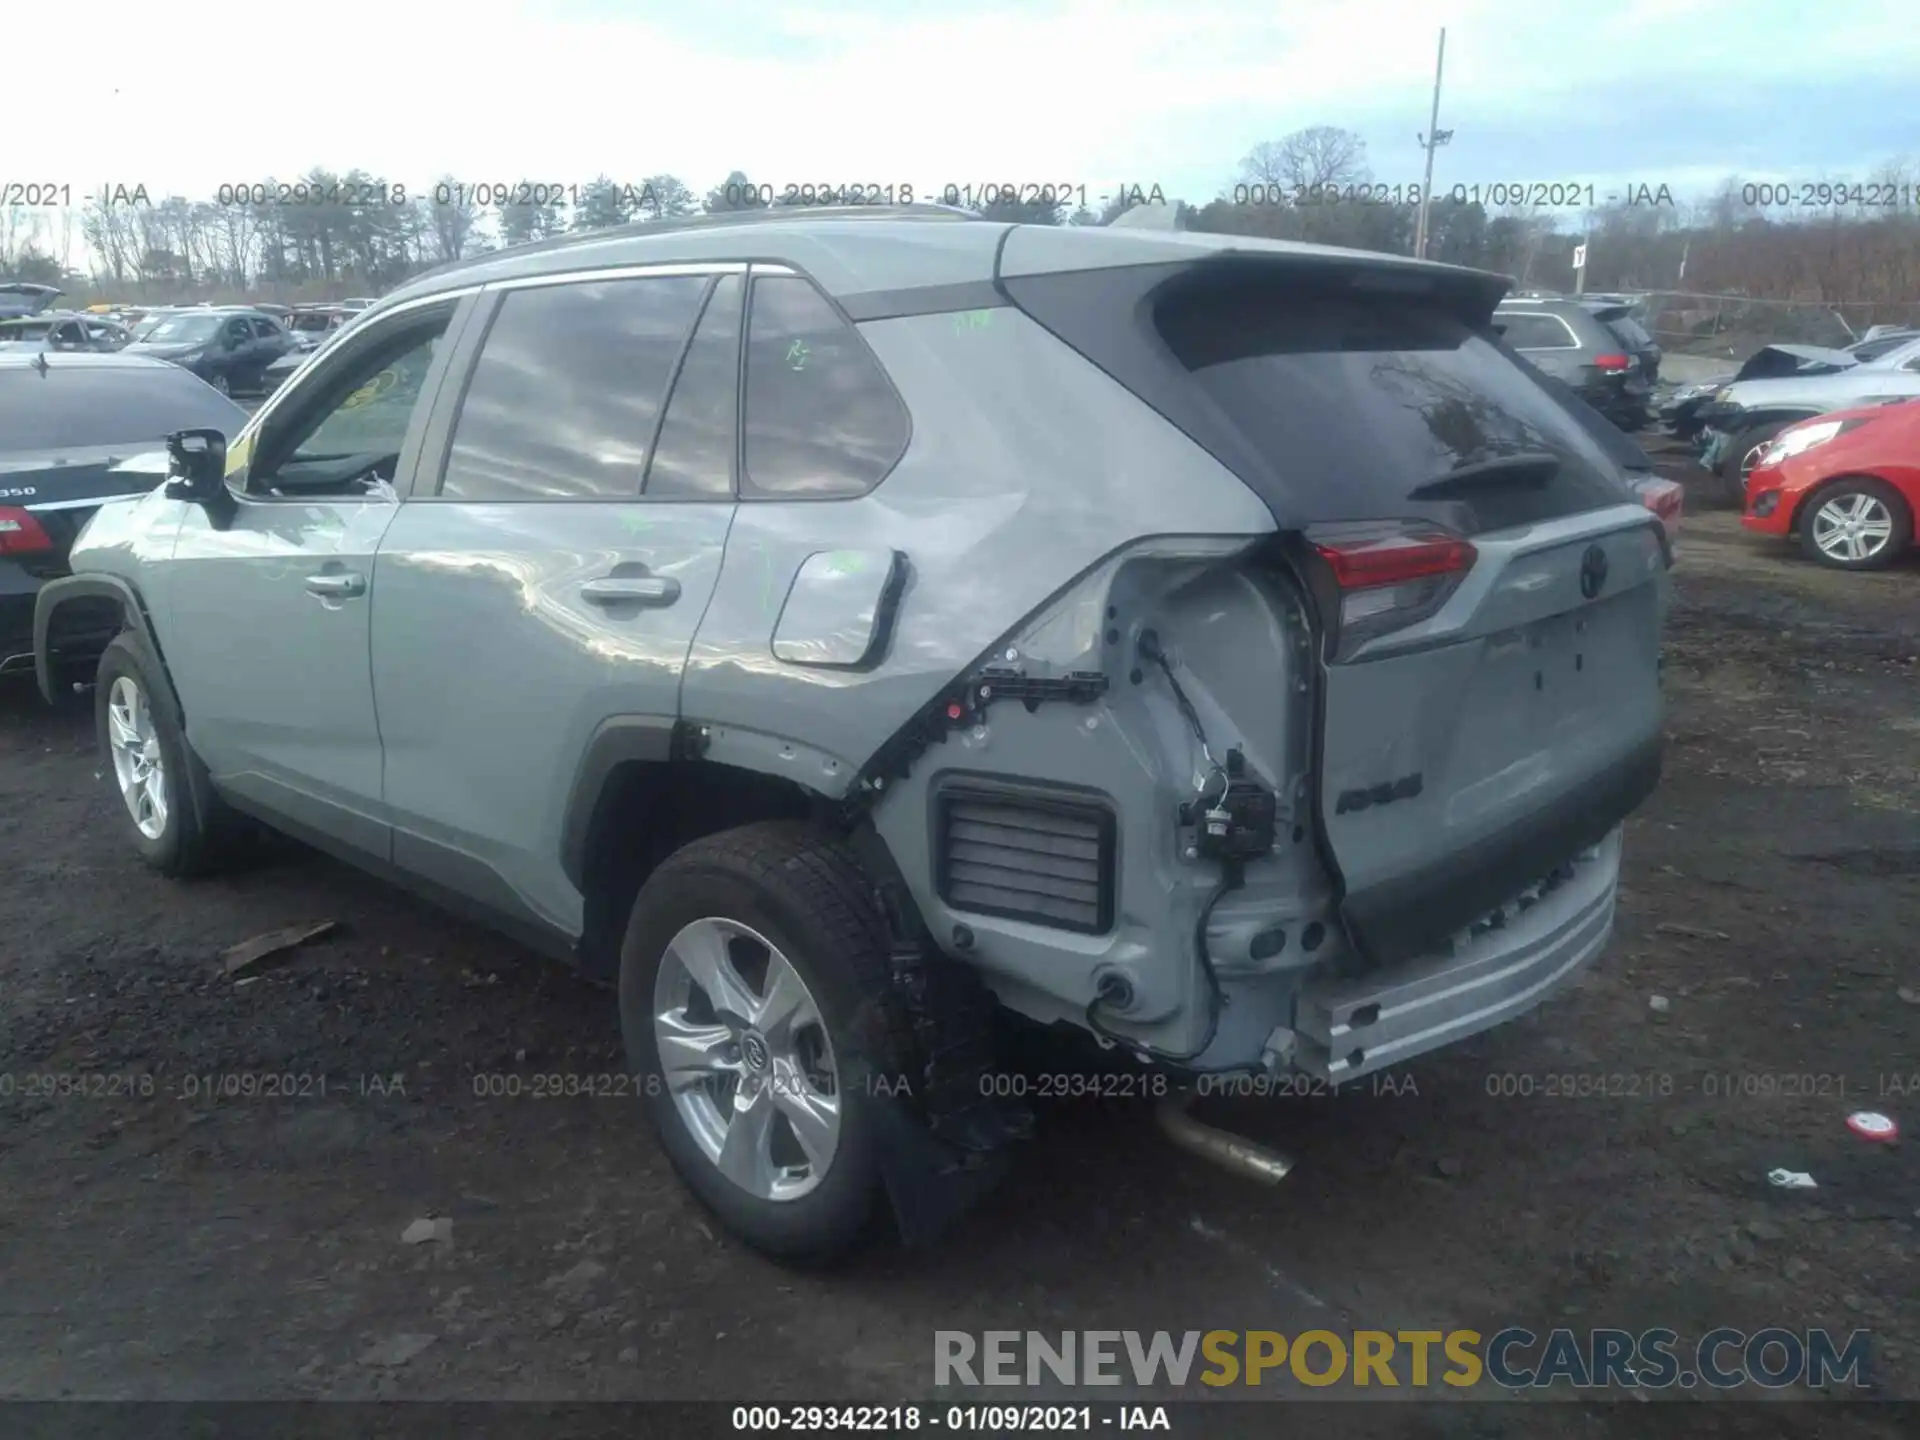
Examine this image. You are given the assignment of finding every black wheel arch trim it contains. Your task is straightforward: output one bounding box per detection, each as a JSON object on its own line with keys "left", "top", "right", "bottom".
{"left": 559, "top": 715, "right": 680, "bottom": 891}
{"left": 34, "top": 574, "right": 176, "bottom": 710}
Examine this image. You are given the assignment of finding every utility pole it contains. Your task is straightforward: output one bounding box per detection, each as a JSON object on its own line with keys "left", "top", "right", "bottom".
{"left": 1412, "top": 27, "right": 1451, "bottom": 260}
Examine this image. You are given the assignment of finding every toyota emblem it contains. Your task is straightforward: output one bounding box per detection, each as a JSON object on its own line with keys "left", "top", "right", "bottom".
{"left": 1579, "top": 544, "right": 1609, "bottom": 599}
{"left": 740, "top": 1032, "right": 770, "bottom": 1071}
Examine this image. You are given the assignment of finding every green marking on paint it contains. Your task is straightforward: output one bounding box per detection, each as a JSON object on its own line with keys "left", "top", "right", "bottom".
{"left": 785, "top": 339, "right": 810, "bottom": 371}
{"left": 951, "top": 309, "right": 994, "bottom": 334}
{"left": 617, "top": 510, "right": 653, "bottom": 534}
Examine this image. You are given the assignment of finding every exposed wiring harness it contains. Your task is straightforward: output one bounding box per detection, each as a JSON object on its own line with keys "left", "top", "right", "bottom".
{"left": 1084, "top": 629, "right": 1252, "bottom": 1074}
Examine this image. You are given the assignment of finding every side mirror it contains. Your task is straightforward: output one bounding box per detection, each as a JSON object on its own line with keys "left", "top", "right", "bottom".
{"left": 163, "top": 429, "right": 237, "bottom": 524}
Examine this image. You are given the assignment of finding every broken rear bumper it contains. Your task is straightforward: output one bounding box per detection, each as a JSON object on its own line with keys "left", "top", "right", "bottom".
{"left": 1293, "top": 827, "right": 1622, "bottom": 1082}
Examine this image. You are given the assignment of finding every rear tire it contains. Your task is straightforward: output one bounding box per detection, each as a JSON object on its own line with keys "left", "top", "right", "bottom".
{"left": 617, "top": 822, "right": 914, "bottom": 1265}
{"left": 1797, "top": 478, "right": 1912, "bottom": 571}
{"left": 94, "top": 633, "right": 241, "bottom": 877}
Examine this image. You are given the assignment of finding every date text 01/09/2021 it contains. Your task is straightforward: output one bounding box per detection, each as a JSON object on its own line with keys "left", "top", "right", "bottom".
{"left": 730, "top": 1403, "right": 1173, "bottom": 1432}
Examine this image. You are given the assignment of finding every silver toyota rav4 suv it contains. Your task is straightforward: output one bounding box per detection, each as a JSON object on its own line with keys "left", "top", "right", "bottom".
{"left": 36, "top": 206, "right": 1668, "bottom": 1262}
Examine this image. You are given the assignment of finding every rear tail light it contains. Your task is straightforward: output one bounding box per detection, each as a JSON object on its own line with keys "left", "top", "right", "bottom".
{"left": 1592, "top": 353, "right": 1634, "bottom": 374}
{"left": 1306, "top": 524, "right": 1477, "bottom": 661}
{"left": 1631, "top": 477, "right": 1683, "bottom": 560}
{"left": 0, "top": 506, "right": 53, "bottom": 556}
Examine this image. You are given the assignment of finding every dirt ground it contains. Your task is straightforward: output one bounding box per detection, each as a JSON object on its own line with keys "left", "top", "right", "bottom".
{"left": 1, "top": 451, "right": 1916, "bottom": 1439}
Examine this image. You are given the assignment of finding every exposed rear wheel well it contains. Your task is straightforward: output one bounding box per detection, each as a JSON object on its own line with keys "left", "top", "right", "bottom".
{"left": 577, "top": 761, "right": 830, "bottom": 981}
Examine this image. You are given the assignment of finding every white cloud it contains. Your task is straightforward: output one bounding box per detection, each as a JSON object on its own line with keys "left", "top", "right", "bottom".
{"left": 16, "top": 0, "right": 1919, "bottom": 204}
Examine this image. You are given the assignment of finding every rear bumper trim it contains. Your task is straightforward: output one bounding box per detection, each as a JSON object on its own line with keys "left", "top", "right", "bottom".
{"left": 1338, "top": 734, "right": 1659, "bottom": 968}
{"left": 1296, "top": 828, "right": 1622, "bottom": 1081}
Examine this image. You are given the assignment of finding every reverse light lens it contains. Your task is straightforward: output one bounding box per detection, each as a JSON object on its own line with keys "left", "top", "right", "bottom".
{"left": 0, "top": 506, "right": 54, "bottom": 555}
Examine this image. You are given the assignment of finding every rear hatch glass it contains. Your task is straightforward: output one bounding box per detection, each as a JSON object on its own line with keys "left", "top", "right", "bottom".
{"left": 1149, "top": 274, "right": 1632, "bottom": 534}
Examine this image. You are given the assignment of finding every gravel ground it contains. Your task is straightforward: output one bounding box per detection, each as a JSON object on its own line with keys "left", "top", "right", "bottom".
{"left": 1, "top": 451, "right": 1916, "bottom": 1437}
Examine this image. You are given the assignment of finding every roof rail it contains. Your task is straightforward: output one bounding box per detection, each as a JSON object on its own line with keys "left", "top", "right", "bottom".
{"left": 407, "top": 203, "right": 987, "bottom": 286}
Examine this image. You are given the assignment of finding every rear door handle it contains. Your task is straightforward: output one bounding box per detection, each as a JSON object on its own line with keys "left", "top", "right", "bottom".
{"left": 305, "top": 572, "right": 367, "bottom": 599}
{"left": 580, "top": 576, "right": 680, "bottom": 607}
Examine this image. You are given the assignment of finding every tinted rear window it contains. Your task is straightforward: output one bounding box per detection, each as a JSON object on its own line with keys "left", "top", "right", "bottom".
{"left": 1155, "top": 282, "right": 1631, "bottom": 533}
{"left": 0, "top": 365, "right": 246, "bottom": 451}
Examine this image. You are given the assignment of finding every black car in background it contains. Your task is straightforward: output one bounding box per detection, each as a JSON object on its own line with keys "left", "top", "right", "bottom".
{"left": 1494, "top": 296, "right": 1655, "bottom": 431}
{"left": 121, "top": 306, "right": 295, "bottom": 396}
{"left": 1582, "top": 300, "right": 1661, "bottom": 385}
{"left": 1, "top": 352, "right": 248, "bottom": 680}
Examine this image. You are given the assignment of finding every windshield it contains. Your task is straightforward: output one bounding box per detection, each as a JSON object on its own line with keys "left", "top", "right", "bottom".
{"left": 140, "top": 314, "right": 224, "bottom": 345}
{"left": 1850, "top": 333, "right": 1917, "bottom": 364}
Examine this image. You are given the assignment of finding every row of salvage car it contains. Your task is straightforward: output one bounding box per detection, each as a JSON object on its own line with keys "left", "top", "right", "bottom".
{"left": 1666, "top": 325, "right": 1920, "bottom": 571}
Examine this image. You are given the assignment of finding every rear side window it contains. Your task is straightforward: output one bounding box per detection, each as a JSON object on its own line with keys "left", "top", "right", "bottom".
{"left": 645, "top": 275, "right": 742, "bottom": 499}
{"left": 1494, "top": 311, "right": 1577, "bottom": 349}
{"left": 0, "top": 365, "right": 247, "bottom": 451}
{"left": 1156, "top": 281, "right": 1630, "bottom": 534}
{"left": 440, "top": 275, "right": 707, "bottom": 501}
{"left": 741, "top": 275, "right": 908, "bottom": 498}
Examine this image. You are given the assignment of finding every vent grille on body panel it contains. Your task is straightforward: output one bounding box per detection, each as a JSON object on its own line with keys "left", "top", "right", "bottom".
{"left": 935, "top": 784, "right": 1116, "bottom": 935}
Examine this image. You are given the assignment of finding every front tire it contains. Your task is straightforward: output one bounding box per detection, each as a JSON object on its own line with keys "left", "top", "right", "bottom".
{"left": 618, "top": 822, "right": 912, "bottom": 1265}
{"left": 1715, "top": 421, "right": 1787, "bottom": 504}
{"left": 95, "top": 634, "right": 235, "bottom": 877}
{"left": 1798, "top": 478, "right": 1912, "bottom": 571}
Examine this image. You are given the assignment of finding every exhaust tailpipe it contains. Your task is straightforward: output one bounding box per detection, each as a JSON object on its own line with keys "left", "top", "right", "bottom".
{"left": 1156, "top": 1090, "right": 1294, "bottom": 1185}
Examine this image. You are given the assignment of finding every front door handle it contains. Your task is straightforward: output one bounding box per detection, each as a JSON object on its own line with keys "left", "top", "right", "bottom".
{"left": 580, "top": 576, "right": 680, "bottom": 607}
{"left": 305, "top": 572, "right": 367, "bottom": 599}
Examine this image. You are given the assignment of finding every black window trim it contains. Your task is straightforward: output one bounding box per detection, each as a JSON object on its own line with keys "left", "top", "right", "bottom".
{"left": 640, "top": 272, "right": 740, "bottom": 499}
{"left": 736, "top": 262, "right": 913, "bottom": 504}
{"left": 420, "top": 262, "right": 740, "bottom": 505}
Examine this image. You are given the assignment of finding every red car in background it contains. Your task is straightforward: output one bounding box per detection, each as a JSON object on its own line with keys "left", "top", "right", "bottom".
{"left": 1742, "top": 399, "right": 1920, "bottom": 570}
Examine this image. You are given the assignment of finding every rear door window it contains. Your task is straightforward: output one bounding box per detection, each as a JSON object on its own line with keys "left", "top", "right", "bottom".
{"left": 439, "top": 274, "right": 708, "bottom": 501}
{"left": 1494, "top": 311, "right": 1578, "bottom": 349}
{"left": 1156, "top": 281, "right": 1630, "bottom": 533}
{"left": 741, "top": 274, "right": 908, "bottom": 498}
{"left": 0, "top": 365, "right": 248, "bottom": 451}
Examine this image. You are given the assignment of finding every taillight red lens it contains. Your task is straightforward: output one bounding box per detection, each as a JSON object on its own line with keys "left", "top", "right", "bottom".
{"left": 1592, "top": 353, "right": 1633, "bottom": 373}
{"left": 1312, "top": 531, "right": 1477, "bottom": 589}
{"left": 0, "top": 506, "right": 53, "bottom": 555}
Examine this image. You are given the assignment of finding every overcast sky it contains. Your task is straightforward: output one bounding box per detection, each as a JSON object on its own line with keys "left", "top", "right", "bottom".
{"left": 21, "top": 0, "right": 1920, "bottom": 208}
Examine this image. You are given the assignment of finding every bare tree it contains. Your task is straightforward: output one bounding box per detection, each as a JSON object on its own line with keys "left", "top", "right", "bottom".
{"left": 1240, "top": 126, "right": 1371, "bottom": 193}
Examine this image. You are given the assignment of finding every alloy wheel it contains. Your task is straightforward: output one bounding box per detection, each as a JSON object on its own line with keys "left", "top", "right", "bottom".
{"left": 1811, "top": 492, "right": 1895, "bottom": 564}
{"left": 651, "top": 917, "right": 841, "bottom": 1202}
{"left": 106, "top": 676, "right": 169, "bottom": 840}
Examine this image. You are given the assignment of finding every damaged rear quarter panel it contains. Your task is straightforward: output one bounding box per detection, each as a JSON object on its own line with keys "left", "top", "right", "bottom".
{"left": 678, "top": 307, "right": 1272, "bottom": 785}
{"left": 679, "top": 309, "right": 1317, "bottom": 1053}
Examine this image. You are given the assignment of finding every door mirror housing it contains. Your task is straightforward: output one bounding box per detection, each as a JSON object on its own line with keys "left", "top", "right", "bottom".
{"left": 163, "top": 428, "right": 237, "bottom": 525}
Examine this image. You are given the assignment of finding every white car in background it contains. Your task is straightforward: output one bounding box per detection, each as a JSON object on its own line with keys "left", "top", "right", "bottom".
{"left": 1699, "top": 335, "right": 1920, "bottom": 495}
